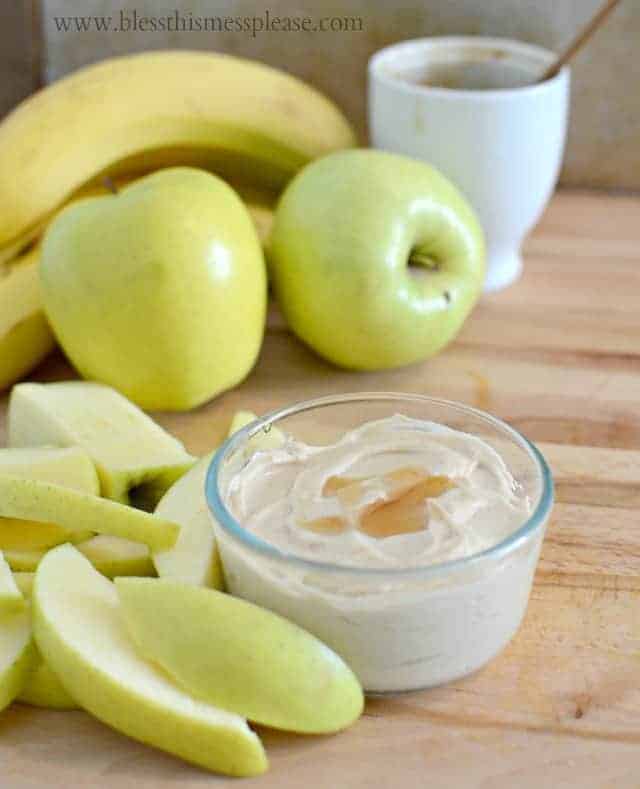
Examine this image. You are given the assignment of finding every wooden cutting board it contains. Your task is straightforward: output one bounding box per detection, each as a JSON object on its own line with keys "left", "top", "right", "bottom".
{"left": 1, "top": 190, "right": 640, "bottom": 788}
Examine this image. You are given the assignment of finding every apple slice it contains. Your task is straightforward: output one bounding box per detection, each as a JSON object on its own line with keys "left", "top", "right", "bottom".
{"left": 152, "top": 409, "right": 270, "bottom": 589}
{"left": 76, "top": 535, "right": 154, "bottom": 579}
{"left": 4, "top": 539, "right": 155, "bottom": 579}
{"left": 0, "top": 446, "right": 99, "bottom": 492}
{"left": 0, "top": 446, "right": 98, "bottom": 550}
{"left": 0, "top": 551, "right": 24, "bottom": 613}
{"left": 18, "top": 652, "right": 77, "bottom": 710}
{"left": 228, "top": 409, "right": 286, "bottom": 453}
{"left": 0, "top": 606, "right": 35, "bottom": 712}
{"left": 0, "top": 573, "right": 36, "bottom": 712}
{"left": 8, "top": 382, "right": 195, "bottom": 506}
{"left": 4, "top": 570, "right": 77, "bottom": 708}
{"left": 3, "top": 550, "right": 45, "bottom": 573}
{"left": 12, "top": 572, "right": 34, "bottom": 598}
{"left": 0, "top": 475, "right": 179, "bottom": 551}
{"left": 153, "top": 453, "right": 222, "bottom": 589}
{"left": 33, "top": 545, "right": 267, "bottom": 776}
{"left": 116, "top": 578, "right": 364, "bottom": 733}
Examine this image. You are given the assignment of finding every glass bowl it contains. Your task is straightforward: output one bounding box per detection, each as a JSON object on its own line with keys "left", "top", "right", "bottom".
{"left": 206, "top": 393, "right": 553, "bottom": 693}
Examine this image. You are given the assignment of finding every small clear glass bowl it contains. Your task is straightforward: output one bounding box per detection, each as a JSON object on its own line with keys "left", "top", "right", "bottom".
{"left": 206, "top": 393, "right": 553, "bottom": 693}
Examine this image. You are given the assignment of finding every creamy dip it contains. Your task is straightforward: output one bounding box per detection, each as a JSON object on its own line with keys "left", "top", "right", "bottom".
{"left": 224, "top": 415, "right": 531, "bottom": 569}
{"left": 214, "top": 413, "right": 546, "bottom": 693}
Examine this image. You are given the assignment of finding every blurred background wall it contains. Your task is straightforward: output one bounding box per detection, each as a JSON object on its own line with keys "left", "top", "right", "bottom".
{"left": 2, "top": 0, "right": 638, "bottom": 190}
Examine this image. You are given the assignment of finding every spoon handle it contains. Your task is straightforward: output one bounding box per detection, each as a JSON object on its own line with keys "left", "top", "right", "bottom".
{"left": 539, "top": 0, "right": 622, "bottom": 82}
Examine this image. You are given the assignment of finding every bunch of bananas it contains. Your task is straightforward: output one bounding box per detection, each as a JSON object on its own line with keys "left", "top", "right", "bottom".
{"left": 0, "top": 50, "right": 356, "bottom": 390}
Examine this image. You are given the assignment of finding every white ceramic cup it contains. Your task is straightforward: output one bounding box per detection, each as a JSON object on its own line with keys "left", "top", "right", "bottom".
{"left": 368, "top": 37, "right": 570, "bottom": 291}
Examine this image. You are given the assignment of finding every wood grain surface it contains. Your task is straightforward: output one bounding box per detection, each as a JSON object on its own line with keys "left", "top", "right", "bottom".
{"left": 1, "top": 190, "right": 639, "bottom": 787}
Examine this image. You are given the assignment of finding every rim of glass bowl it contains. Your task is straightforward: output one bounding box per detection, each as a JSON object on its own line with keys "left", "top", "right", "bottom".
{"left": 206, "top": 393, "right": 554, "bottom": 581}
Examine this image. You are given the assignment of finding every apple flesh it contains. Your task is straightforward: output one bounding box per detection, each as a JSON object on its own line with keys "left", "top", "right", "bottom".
{"left": 33, "top": 545, "right": 267, "bottom": 776}
{"left": 0, "top": 446, "right": 99, "bottom": 493}
{"left": 153, "top": 452, "right": 223, "bottom": 589}
{"left": 152, "top": 408, "right": 273, "bottom": 589}
{"left": 0, "top": 606, "right": 35, "bottom": 712}
{"left": 116, "top": 578, "right": 364, "bottom": 734}
{"left": 0, "top": 551, "right": 24, "bottom": 614}
{"left": 11, "top": 572, "right": 34, "bottom": 598}
{"left": 3, "top": 550, "right": 45, "bottom": 573}
{"left": 0, "top": 446, "right": 98, "bottom": 550}
{"left": 39, "top": 168, "right": 267, "bottom": 411}
{"left": 9, "top": 382, "right": 194, "bottom": 506}
{"left": 0, "top": 475, "right": 179, "bottom": 552}
{"left": 3, "top": 576, "right": 77, "bottom": 709}
{"left": 269, "top": 149, "right": 485, "bottom": 369}
{"left": 76, "top": 535, "right": 154, "bottom": 579}
{"left": 18, "top": 652, "right": 77, "bottom": 710}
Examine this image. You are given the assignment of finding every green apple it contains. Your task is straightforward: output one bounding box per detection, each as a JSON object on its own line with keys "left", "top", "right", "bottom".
{"left": 0, "top": 551, "right": 24, "bottom": 613}
{"left": 0, "top": 446, "right": 98, "bottom": 550}
{"left": 116, "top": 578, "right": 364, "bottom": 733}
{"left": 0, "top": 445, "right": 99, "bottom": 492}
{"left": 39, "top": 168, "right": 267, "bottom": 411}
{"left": 0, "top": 606, "right": 35, "bottom": 712}
{"left": 3, "top": 550, "right": 45, "bottom": 573}
{"left": 0, "top": 475, "right": 179, "bottom": 552}
{"left": 152, "top": 408, "right": 274, "bottom": 589}
{"left": 1, "top": 571, "right": 76, "bottom": 709}
{"left": 269, "top": 149, "right": 485, "bottom": 369}
{"left": 9, "top": 382, "right": 194, "bottom": 506}
{"left": 33, "top": 545, "right": 267, "bottom": 776}
{"left": 4, "top": 538, "right": 155, "bottom": 579}
{"left": 11, "top": 572, "right": 34, "bottom": 598}
{"left": 76, "top": 535, "right": 154, "bottom": 579}
{"left": 227, "top": 410, "right": 259, "bottom": 436}
{"left": 227, "top": 409, "right": 285, "bottom": 453}
{"left": 18, "top": 652, "right": 77, "bottom": 710}
{"left": 153, "top": 452, "right": 222, "bottom": 589}
{"left": 0, "top": 570, "right": 76, "bottom": 709}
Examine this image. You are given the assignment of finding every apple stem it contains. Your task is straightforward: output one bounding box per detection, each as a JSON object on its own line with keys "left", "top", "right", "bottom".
{"left": 409, "top": 251, "right": 440, "bottom": 271}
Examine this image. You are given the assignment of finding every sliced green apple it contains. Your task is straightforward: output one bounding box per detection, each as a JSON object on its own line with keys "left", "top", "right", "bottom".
{"left": 0, "top": 475, "right": 179, "bottom": 551}
{"left": 18, "top": 653, "right": 77, "bottom": 710}
{"left": 153, "top": 452, "right": 222, "bottom": 589}
{"left": 8, "top": 382, "right": 195, "bottom": 506}
{"left": 5, "top": 569, "right": 76, "bottom": 708}
{"left": 76, "top": 536, "right": 154, "bottom": 579}
{"left": 0, "top": 520, "right": 92, "bottom": 552}
{"left": 0, "top": 446, "right": 98, "bottom": 550}
{"left": 0, "top": 551, "right": 25, "bottom": 613}
{"left": 227, "top": 410, "right": 259, "bottom": 436}
{"left": 228, "top": 409, "right": 286, "bottom": 452}
{"left": 0, "top": 567, "right": 36, "bottom": 712}
{"left": 12, "top": 572, "right": 34, "bottom": 598}
{"left": 116, "top": 578, "right": 364, "bottom": 734}
{"left": 33, "top": 545, "right": 267, "bottom": 776}
{"left": 5, "top": 538, "right": 155, "bottom": 579}
{"left": 3, "top": 550, "right": 45, "bottom": 573}
{"left": 0, "top": 446, "right": 99, "bottom": 492}
{"left": 152, "top": 409, "right": 282, "bottom": 588}
{"left": 0, "top": 607, "right": 35, "bottom": 712}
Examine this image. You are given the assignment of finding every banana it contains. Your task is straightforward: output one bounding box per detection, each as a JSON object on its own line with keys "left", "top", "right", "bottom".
{"left": 0, "top": 50, "right": 356, "bottom": 251}
{"left": 0, "top": 247, "right": 55, "bottom": 391}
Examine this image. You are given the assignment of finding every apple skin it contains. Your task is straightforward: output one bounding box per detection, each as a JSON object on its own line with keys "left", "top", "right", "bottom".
{"left": 40, "top": 168, "right": 267, "bottom": 411}
{"left": 269, "top": 149, "right": 485, "bottom": 370}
